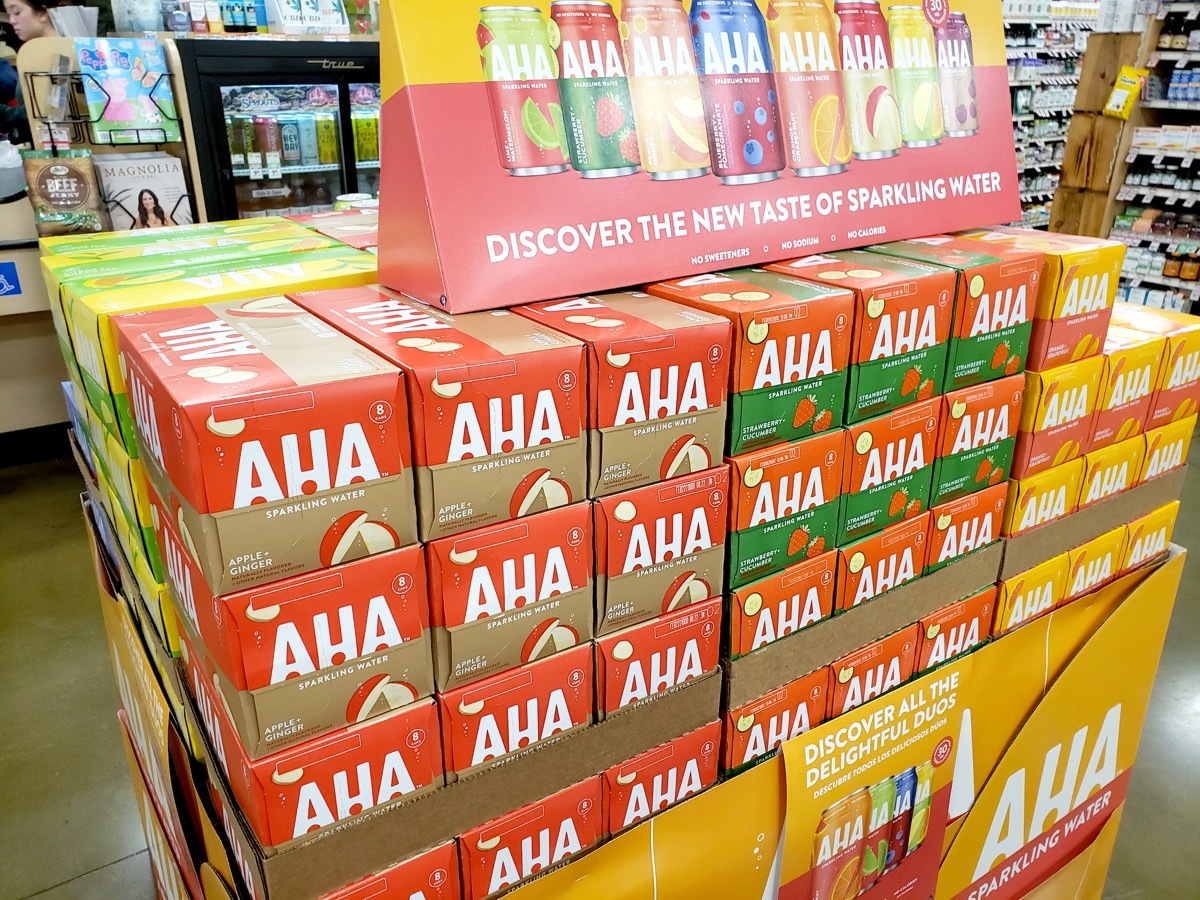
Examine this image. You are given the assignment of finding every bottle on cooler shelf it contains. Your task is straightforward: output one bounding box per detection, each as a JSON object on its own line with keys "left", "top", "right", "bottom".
{"left": 311, "top": 175, "right": 334, "bottom": 212}
{"left": 690, "top": 0, "right": 785, "bottom": 185}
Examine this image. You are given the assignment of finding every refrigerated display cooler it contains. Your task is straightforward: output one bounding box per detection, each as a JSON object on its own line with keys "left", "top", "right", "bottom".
{"left": 175, "top": 38, "right": 379, "bottom": 221}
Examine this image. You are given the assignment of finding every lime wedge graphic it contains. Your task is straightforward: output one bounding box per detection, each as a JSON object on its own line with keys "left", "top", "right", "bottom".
{"left": 522, "top": 98, "right": 559, "bottom": 151}
{"left": 549, "top": 102, "right": 568, "bottom": 153}
{"left": 863, "top": 843, "right": 879, "bottom": 875}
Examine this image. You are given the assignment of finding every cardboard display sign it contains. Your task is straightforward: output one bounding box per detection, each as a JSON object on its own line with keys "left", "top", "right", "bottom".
{"left": 379, "top": 1, "right": 1019, "bottom": 312}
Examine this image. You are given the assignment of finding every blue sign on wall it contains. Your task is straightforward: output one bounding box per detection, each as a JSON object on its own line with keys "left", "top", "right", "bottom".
{"left": 0, "top": 261, "right": 21, "bottom": 297}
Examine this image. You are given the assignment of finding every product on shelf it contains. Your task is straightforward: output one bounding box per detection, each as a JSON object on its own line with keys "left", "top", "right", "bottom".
{"left": 932, "top": 375, "right": 1024, "bottom": 505}
{"left": 39, "top": 217, "right": 303, "bottom": 256}
{"left": 835, "top": 512, "right": 931, "bottom": 612}
{"left": 726, "top": 430, "right": 846, "bottom": 588}
{"left": 322, "top": 843, "right": 460, "bottom": 900}
{"left": 290, "top": 285, "right": 588, "bottom": 540}
{"left": 602, "top": 721, "right": 721, "bottom": 834}
{"left": 726, "top": 549, "right": 836, "bottom": 659}
{"left": 914, "top": 586, "right": 996, "bottom": 675}
{"left": 593, "top": 467, "right": 729, "bottom": 634}
{"left": 594, "top": 596, "right": 722, "bottom": 719}
{"left": 1090, "top": 326, "right": 1167, "bottom": 449}
{"left": 1012, "top": 354, "right": 1104, "bottom": 477}
{"left": 1062, "top": 526, "right": 1126, "bottom": 602}
{"left": 926, "top": 481, "right": 1007, "bottom": 573}
{"left": 993, "top": 551, "right": 1068, "bottom": 636}
{"left": 1121, "top": 501, "right": 1180, "bottom": 574}
{"left": 424, "top": 503, "right": 593, "bottom": 692}
{"left": 1002, "top": 456, "right": 1084, "bottom": 537}
{"left": 841, "top": 398, "right": 940, "bottom": 543}
{"left": 515, "top": 292, "right": 731, "bottom": 498}
{"left": 1079, "top": 437, "right": 1146, "bottom": 510}
{"left": 766, "top": 251, "right": 955, "bottom": 422}
{"left": 827, "top": 624, "right": 921, "bottom": 718}
{"left": 720, "top": 666, "right": 828, "bottom": 775}
{"left": 1140, "top": 414, "right": 1197, "bottom": 482}
{"left": 113, "top": 296, "right": 417, "bottom": 595}
{"left": 1109, "top": 302, "right": 1200, "bottom": 425}
{"left": 645, "top": 268, "right": 855, "bottom": 454}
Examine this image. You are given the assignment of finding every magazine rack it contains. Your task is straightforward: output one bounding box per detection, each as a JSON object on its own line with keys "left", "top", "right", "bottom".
{"left": 22, "top": 69, "right": 182, "bottom": 147}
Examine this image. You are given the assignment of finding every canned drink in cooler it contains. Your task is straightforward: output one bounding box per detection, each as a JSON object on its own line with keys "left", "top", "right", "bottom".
{"left": 253, "top": 115, "right": 281, "bottom": 157}
{"left": 225, "top": 115, "right": 245, "bottom": 166}
{"left": 233, "top": 114, "right": 257, "bottom": 159}
{"left": 551, "top": 0, "right": 641, "bottom": 178}
{"left": 888, "top": 5, "right": 943, "bottom": 147}
{"left": 935, "top": 11, "right": 978, "bottom": 137}
{"left": 690, "top": 0, "right": 785, "bottom": 185}
{"left": 810, "top": 788, "right": 870, "bottom": 900}
{"left": 767, "top": 0, "right": 851, "bottom": 176}
{"left": 335, "top": 192, "right": 374, "bottom": 210}
{"left": 907, "top": 760, "right": 935, "bottom": 855}
{"left": 478, "top": 5, "right": 571, "bottom": 176}
{"left": 620, "top": 0, "right": 710, "bottom": 180}
{"left": 278, "top": 114, "right": 302, "bottom": 163}
{"left": 353, "top": 109, "right": 380, "bottom": 161}
{"left": 862, "top": 777, "right": 896, "bottom": 891}
{"left": 886, "top": 767, "right": 917, "bottom": 872}
{"left": 297, "top": 113, "right": 320, "bottom": 165}
{"left": 835, "top": 0, "right": 901, "bottom": 160}
{"left": 315, "top": 113, "right": 340, "bottom": 164}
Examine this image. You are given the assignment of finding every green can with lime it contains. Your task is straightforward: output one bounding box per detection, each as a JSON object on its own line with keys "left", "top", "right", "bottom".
{"left": 478, "top": 6, "right": 571, "bottom": 176}
{"left": 549, "top": 1, "right": 641, "bottom": 178}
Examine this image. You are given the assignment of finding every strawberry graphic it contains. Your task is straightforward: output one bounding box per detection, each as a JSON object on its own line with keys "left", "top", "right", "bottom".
{"left": 812, "top": 409, "right": 833, "bottom": 432}
{"left": 888, "top": 489, "right": 908, "bottom": 517}
{"left": 1004, "top": 354, "right": 1021, "bottom": 376}
{"left": 975, "top": 457, "right": 993, "bottom": 483}
{"left": 793, "top": 395, "right": 817, "bottom": 429}
{"left": 901, "top": 367, "right": 921, "bottom": 397}
{"left": 618, "top": 129, "right": 641, "bottom": 164}
{"left": 988, "top": 466, "right": 1005, "bottom": 486}
{"left": 917, "top": 378, "right": 935, "bottom": 401}
{"left": 905, "top": 498, "right": 922, "bottom": 518}
{"left": 991, "top": 342, "right": 1009, "bottom": 370}
{"left": 788, "top": 527, "right": 810, "bottom": 556}
{"left": 806, "top": 535, "right": 826, "bottom": 558}
{"left": 596, "top": 96, "right": 625, "bottom": 138}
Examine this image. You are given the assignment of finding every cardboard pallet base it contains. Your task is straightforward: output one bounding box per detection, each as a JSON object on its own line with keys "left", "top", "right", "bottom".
{"left": 1000, "top": 466, "right": 1187, "bottom": 579}
{"left": 724, "top": 542, "right": 1002, "bottom": 709}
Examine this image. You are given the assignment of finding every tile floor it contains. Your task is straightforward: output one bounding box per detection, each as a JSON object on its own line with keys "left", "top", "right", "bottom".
{"left": 2, "top": 448, "right": 1198, "bottom": 900}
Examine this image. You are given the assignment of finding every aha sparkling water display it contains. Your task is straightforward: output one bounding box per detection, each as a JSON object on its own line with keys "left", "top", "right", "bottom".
{"left": 551, "top": 0, "right": 643, "bottom": 177}
{"left": 690, "top": 0, "right": 786, "bottom": 185}
{"left": 767, "top": 0, "right": 852, "bottom": 176}
{"left": 478, "top": 5, "right": 572, "bottom": 175}
{"left": 888, "top": 5, "right": 944, "bottom": 147}
{"left": 620, "top": 0, "right": 711, "bottom": 179}
{"left": 935, "top": 11, "right": 979, "bottom": 137}
{"left": 835, "top": 0, "right": 901, "bottom": 160}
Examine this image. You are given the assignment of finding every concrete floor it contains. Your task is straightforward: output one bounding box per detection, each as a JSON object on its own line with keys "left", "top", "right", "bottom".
{"left": 2, "top": 450, "right": 1198, "bottom": 900}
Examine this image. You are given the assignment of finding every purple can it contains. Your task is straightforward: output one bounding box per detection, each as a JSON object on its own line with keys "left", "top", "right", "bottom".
{"left": 935, "top": 11, "right": 978, "bottom": 137}
{"left": 690, "top": 0, "right": 785, "bottom": 185}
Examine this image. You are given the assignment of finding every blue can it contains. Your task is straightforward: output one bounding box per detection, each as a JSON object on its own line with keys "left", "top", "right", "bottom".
{"left": 886, "top": 766, "right": 918, "bottom": 871}
{"left": 689, "top": 0, "right": 785, "bottom": 185}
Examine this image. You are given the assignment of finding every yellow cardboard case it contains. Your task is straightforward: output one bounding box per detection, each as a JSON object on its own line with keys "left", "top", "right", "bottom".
{"left": 504, "top": 550, "right": 1186, "bottom": 900}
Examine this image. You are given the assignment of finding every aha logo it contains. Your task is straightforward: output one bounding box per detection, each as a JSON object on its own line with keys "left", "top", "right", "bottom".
{"left": 623, "top": 508, "right": 712, "bottom": 572}
{"left": 162, "top": 532, "right": 200, "bottom": 636}
{"left": 486, "top": 40, "right": 556, "bottom": 82}
{"left": 559, "top": 32, "right": 626, "bottom": 80}
{"left": 487, "top": 817, "right": 584, "bottom": 895}
{"left": 775, "top": 27, "right": 836, "bottom": 73}
{"left": 838, "top": 657, "right": 904, "bottom": 714}
{"left": 182, "top": 263, "right": 305, "bottom": 290}
{"left": 627, "top": 29, "right": 696, "bottom": 77}
{"left": 159, "top": 319, "right": 259, "bottom": 361}
{"left": 270, "top": 596, "right": 406, "bottom": 684}
{"left": 699, "top": 28, "right": 769, "bottom": 75}
{"left": 1070, "top": 553, "right": 1113, "bottom": 596}
{"left": 926, "top": 618, "right": 982, "bottom": 668}
{"left": 937, "top": 512, "right": 995, "bottom": 563}
{"left": 751, "top": 587, "right": 824, "bottom": 650}
{"left": 621, "top": 758, "right": 705, "bottom": 828}
{"left": 345, "top": 299, "right": 449, "bottom": 334}
{"left": 191, "top": 667, "right": 229, "bottom": 776}
{"left": 127, "top": 363, "right": 166, "bottom": 470}
{"left": 136, "top": 790, "right": 187, "bottom": 900}
{"left": 471, "top": 690, "right": 575, "bottom": 766}
{"left": 840, "top": 31, "right": 889, "bottom": 70}
{"left": 1084, "top": 463, "right": 1129, "bottom": 505}
{"left": 973, "top": 705, "right": 1120, "bottom": 881}
{"left": 969, "top": 285, "right": 1028, "bottom": 337}
{"left": 1060, "top": 272, "right": 1111, "bottom": 318}
{"left": 1018, "top": 487, "right": 1068, "bottom": 531}
{"left": 754, "top": 329, "right": 835, "bottom": 389}
{"left": 1166, "top": 350, "right": 1199, "bottom": 389}
{"left": 234, "top": 423, "right": 382, "bottom": 508}
{"left": 1128, "top": 526, "right": 1168, "bottom": 567}
{"left": 620, "top": 639, "right": 705, "bottom": 707}
{"left": 892, "top": 35, "right": 934, "bottom": 69}
{"left": 291, "top": 749, "right": 419, "bottom": 839}
{"left": 465, "top": 547, "right": 573, "bottom": 622}
{"left": 1042, "top": 385, "right": 1090, "bottom": 428}
{"left": 750, "top": 467, "right": 827, "bottom": 525}
{"left": 614, "top": 362, "right": 709, "bottom": 425}
{"left": 214, "top": 792, "right": 261, "bottom": 900}
{"left": 937, "top": 35, "right": 971, "bottom": 68}
{"left": 448, "top": 390, "right": 566, "bottom": 462}
{"left": 853, "top": 548, "right": 917, "bottom": 606}
{"left": 1004, "top": 580, "right": 1055, "bottom": 630}
{"left": 742, "top": 702, "right": 815, "bottom": 764}
{"left": 860, "top": 435, "right": 927, "bottom": 490}
{"left": 1106, "top": 365, "right": 1152, "bottom": 409}
{"left": 951, "top": 406, "right": 1012, "bottom": 453}
{"left": 816, "top": 808, "right": 867, "bottom": 864}
{"left": 868, "top": 306, "right": 940, "bottom": 360}
{"left": 1145, "top": 438, "right": 1184, "bottom": 479}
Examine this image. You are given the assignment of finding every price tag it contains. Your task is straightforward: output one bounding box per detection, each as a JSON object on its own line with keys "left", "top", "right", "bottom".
{"left": 266, "top": 151, "right": 282, "bottom": 179}
{"left": 1186, "top": 197, "right": 1198, "bottom": 207}
{"left": 247, "top": 152, "right": 263, "bottom": 180}
{"left": 1151, "top": 240, "right": 1163, "bottom": 251}
{"left": 1177, "top": 56, "right": 1190, "bottom": 68}
{"left": 1188, "top": 7, "right": 1199, "bottom": 19}
{"left": 1191, "top": 288, "right": 1200, "bottom": 303}
{"left": 1144, "top": 192, "right": 1157, "bottom": 203}
{"left": 1127, "top": 149, "right": 1140, "bottom": 163}
{"left": 1154, "top": 153, "right": 1166, "bottom": 164}
{"left": 1149, "top": 53, "right": 1161, "bottom": 67}
{"left": 1170, "top": 242, "right": 1181, "bottom": 253}
{"left": 1130, "top": 277, "right": 1142, "bottom": 288}
{"left": 1167, "top": 192, "right": 1181, "bottom": 205}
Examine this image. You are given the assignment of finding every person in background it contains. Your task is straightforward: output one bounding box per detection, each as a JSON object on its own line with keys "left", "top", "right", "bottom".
{"left": 1, "top": 0, "right": 60, "bottom": 143}
{"left": 4, "top": 0, "right": 60, "bottom": 42}
{"left": 133, "top": 187, "right": 175, "bottom": 228}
